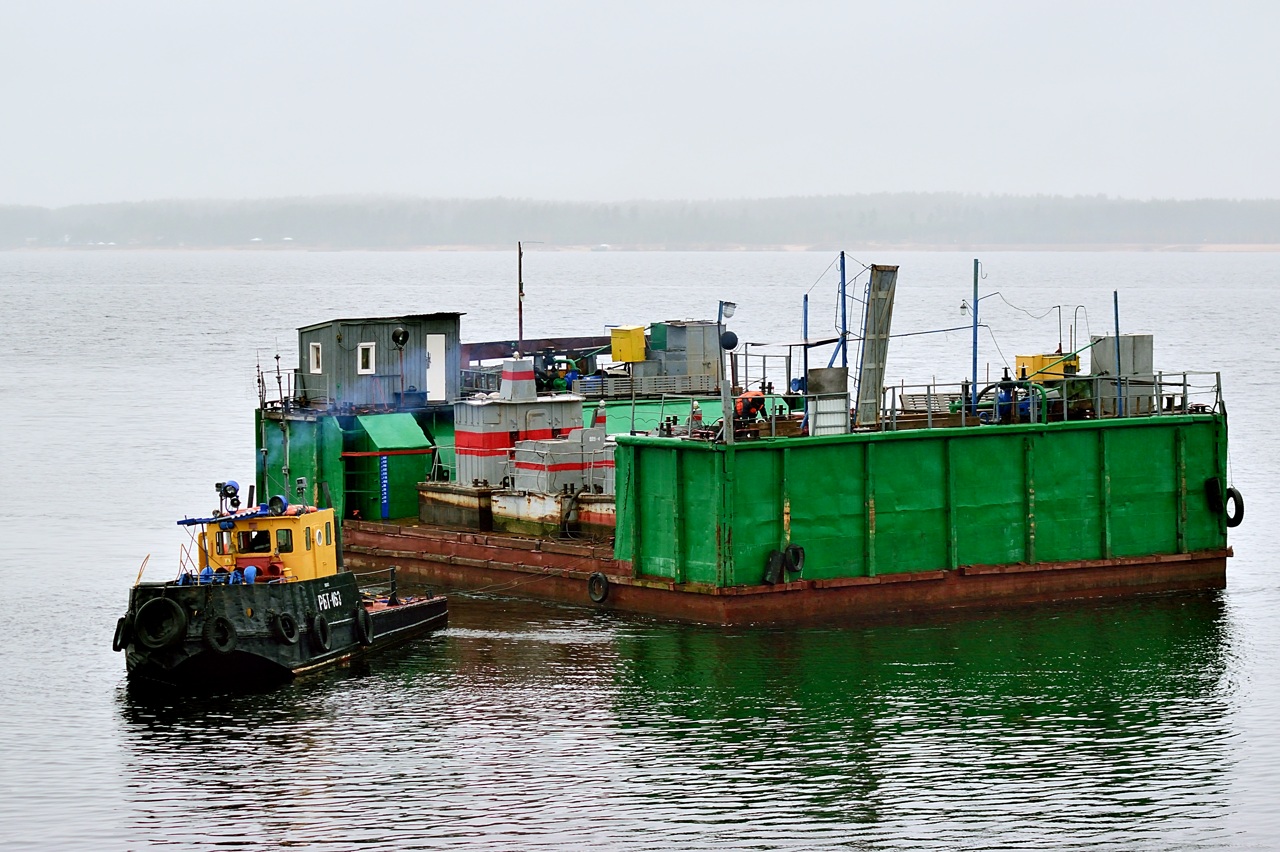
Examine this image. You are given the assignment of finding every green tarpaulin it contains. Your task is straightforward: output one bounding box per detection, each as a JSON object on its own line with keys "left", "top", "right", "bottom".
{"left": 356, "top": 413, "right": 429, "bottom": 450}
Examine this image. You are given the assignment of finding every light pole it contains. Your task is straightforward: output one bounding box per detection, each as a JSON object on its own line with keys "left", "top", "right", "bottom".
{"left": 516, "top": 241, "right": 544, "bottom": 356}
{"left": 718, "top": 300, "right": 737, "bottom": 444}
{"left": 971, "top": 258, "right": 978, "bottom": 409}
{"left": 960, "top": 259, "right": 998, "bottom": 411}
{"left": 517, "top": 241, "right": 524, "bottom": 355}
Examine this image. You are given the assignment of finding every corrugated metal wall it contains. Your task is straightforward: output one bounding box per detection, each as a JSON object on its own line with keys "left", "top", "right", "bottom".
{"left": 297, "top": 315, "right": 461, "bottom": 407}
{"left": 615, "top": 415, "right": 1228, "bottom": 587}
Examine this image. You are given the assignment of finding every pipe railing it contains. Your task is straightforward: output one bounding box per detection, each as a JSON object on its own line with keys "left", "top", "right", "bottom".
{"left": 876, "top": 371, "right": 1223, "bottom": 431}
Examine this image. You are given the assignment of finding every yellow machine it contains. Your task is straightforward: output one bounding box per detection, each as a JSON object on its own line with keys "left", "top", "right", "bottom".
{"left": 1015, "top": 352, "right": 1081, "bottom": 382}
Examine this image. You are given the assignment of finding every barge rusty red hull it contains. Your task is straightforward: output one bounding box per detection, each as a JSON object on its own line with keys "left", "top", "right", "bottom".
{"left": 344, "top": 521, "right": 1228, "bottom": 626}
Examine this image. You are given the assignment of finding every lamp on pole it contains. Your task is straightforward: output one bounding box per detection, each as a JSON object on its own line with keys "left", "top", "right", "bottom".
{"left": 717, "top": 300, "right": 737, "bottom": 444}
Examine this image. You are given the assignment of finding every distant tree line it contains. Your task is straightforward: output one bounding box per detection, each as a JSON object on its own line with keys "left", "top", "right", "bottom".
{"left": 2, "top": 194, "right": 1279, "bottom": 249}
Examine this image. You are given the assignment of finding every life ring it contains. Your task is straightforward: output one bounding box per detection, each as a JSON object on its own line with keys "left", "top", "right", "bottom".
{"left": 1225, "top": 486, "right": 1245, "bottom": 527}
{"left": 112, "top": 616, "right": 131, "bottom": 653}
{"left": 354, "top": 606, "right": 374, "bottom": 646}
{"left": 310, "top": 613, "right": 332, "bottom": 652}
{"left": 587, "top": 572, "right": 610, "bottom": 604}
{"left": 764, "top": 550, "right": 785, "bottom": 585}
{"left": 203, "top": 616, "right": 238, "bottom": 655}
{"left": 783, "top": 544, "right": 806, "bottom": 574}
{"left": 134, "top": 597, "right": 188, "bottom": 650}
{"left": 272, "top": 611, "right": 300, "bottom": 645}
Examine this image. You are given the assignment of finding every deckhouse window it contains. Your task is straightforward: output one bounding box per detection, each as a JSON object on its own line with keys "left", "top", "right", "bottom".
{"left": 276, "top": 528, "right": 293, "bottom": 553}
{"left": 304, "top": 526, "right": 312, "bottom": 551}
{"left": 309, "top": 342, "right": 322, "bottom": 374}
{"left": 215, "top": 531, "right": 232, "bottom": 555}
{"left": 357, "top": 342, "right": 376, "bottom": 375}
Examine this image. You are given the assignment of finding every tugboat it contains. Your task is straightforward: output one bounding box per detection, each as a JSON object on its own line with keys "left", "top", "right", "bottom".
{"left": 113, "top": 480, "right": 447, "bottom": 690}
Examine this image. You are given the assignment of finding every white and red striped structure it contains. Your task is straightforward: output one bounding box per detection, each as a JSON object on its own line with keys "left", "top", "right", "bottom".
{"left": 454, "top": 358, "right": 585, "bottom": 486}
{"left": 512, "top": 427, "right": 615, "bottom": 495}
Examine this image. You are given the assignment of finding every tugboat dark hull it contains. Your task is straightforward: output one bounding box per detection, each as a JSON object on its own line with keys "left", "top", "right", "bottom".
{"left": 118, "top": 571, "right": 446, "bottom": 691}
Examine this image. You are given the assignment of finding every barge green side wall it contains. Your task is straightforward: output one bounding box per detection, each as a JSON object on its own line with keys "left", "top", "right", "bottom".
{"left": 256, "top": 411, "right": 441, "bottom": 521}
{"left": 614, "top": 415, "right": 1228, "bottom": 588}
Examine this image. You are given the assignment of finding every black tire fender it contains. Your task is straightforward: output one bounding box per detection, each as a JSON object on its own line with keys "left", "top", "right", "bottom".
{"left": 203, "top": 616, "right": 238, "bottom": 655}
{"left": 587, "top": 572, "right": 610, "bottom": 604}
{"left": 112, "top": 616, "right": 131, "bottom": 653}
{"left": 354, "top": 606, "right": 374, "bottom": 646}
{"left": 310, "top": 612, "right": 332, "bottom": 652}
{"left": 783, "top": 544, "right": 806, "bottom": 574}
{"left": 272, "top": 611, "right": 300, "bottom": 646}
{"left": 1225, "top": 486, "right": 1244, "bottom": 528}
{"left": 134, "top": 597, "right": 188, "bottom": 650}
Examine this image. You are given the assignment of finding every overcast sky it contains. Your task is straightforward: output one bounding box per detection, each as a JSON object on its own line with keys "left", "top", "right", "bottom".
{"left": 2, "top": 1, "right": 1275, "bottom": 206}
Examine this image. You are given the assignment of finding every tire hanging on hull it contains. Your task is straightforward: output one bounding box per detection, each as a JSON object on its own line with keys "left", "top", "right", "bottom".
{"left": 134, "top": 598, "right": 188, "bottom": 650}
{"left": 272, "top": 611, "right": 300, "bottom": 645}
{"left": 203, "top": 616, "right": 238, "bottom": 655}
{"left": 354, "top": 606, "right": 375, "bottom": 645}
{"left": 310, "top": 613, "right": 331, "bottom": 652}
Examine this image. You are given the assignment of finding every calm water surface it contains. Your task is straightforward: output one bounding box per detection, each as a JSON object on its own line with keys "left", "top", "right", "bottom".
{"left": 1, "top": 251, "right": 1277, "bottom": 849}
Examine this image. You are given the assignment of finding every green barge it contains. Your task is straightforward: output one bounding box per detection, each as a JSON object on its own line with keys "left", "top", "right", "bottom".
{"left": 258, "top": 261, "right": 1241, "bottom": 624}
{"left": 342, "top": 408, "right": 1233, "bottom": 624}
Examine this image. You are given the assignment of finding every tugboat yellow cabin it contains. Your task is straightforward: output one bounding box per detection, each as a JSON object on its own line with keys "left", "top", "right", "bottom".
{"left": 189, "top": 501, "right": 339, "bottom": 583}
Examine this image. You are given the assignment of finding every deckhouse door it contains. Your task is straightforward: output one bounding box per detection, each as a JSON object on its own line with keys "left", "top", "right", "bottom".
{"left": 426, "top": 334, "right": 447, "bottom": 401}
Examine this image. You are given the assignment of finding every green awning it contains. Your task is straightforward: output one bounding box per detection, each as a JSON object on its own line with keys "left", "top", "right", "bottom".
{"left": 356, "top": 414, "right": 430, "bottom": 450}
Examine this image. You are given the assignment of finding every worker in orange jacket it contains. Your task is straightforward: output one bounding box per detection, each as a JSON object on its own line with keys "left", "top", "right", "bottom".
{"left": 735, "top": 390, "right": 765, "bottom": 423}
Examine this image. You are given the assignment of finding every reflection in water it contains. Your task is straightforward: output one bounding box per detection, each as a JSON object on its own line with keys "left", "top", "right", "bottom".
{"left": 113, "top": 592, "right": 1234, "bottom": 850}
{"left": 611, "top": 593, "right": 1234, "bottom": 849}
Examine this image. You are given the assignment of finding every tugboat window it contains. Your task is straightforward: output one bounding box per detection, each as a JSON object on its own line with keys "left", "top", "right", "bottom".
{"left": 325, "top": 521, "right": 332, "bottom": 546}
{"left": 309, "top": 342, "right": 322, "bottom": 374}
{"left": 304, "top": 526, "right": 312, "bottom": 551}
{"left": 215, "top": 531, "right": 232, "bottom": 555}
{"left": 357, "top": 342, "right": 376, "bottom": 375}
{"left": 238, "top": 530, "right": 272, "bottom": 553}
{"left": 276, "top": 528, "right": 293, "bottom": 553}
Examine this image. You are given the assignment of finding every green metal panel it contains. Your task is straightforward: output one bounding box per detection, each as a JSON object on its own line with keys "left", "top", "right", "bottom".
{"left": 650, "top": 323, "right": 667, "bottom": 351}
{"left": 613, "top": 415, "right": 1228, "bottom": 588}
{"left": 617, "top": 443, "right": 723, "bottom": 585}
{"left": 1183, "top": 421, "right": 1227, "bottom": 551}
{"left": 784, "top": 443, "right": 866, "bottom": 580}
{"left": 950, "top": 433, "right": 1029, "bottom": 567}
{"left": 417, "top": 412, "right": 454, "bottom": 478}
{"left": 636, "top": 447, "right": 679, "bottom": 579}
{"left": 320, "top": 417, "right": 345, "bottom": 518}
{"left": 1107, "top": 426, "right": 1178, "bottom": 557}
{"left": 728, "top": 448, "right": 785, "bottom": 586}
{"left": 256, "top": 414, "right": 321, "bottom": 506}
{"left": 873, "top": 439, "right": 949, "bottom": 573}
{"left": 1032, "top": 429, "right": 1104, "bottom": 563}
{"left": 678, "top": 450, "right": 721, "bottom": 584}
